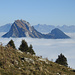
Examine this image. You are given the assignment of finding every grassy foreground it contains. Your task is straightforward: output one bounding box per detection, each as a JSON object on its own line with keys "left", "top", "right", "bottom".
{"left": 0, "top": 45, "right": 75, "bottom": 75}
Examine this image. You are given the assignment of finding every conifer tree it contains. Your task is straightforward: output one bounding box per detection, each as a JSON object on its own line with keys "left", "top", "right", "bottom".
{"left": 28, "top": 44, "right": 35, "bottom": 55}
{"left": 55, "top": 53, "right": 68, "bottom": 67}
{"left": 7, "top": 39, "right": 16, "bottom": 49}
{"left": 19, "top": 39, "right": 29, "bottom": 52}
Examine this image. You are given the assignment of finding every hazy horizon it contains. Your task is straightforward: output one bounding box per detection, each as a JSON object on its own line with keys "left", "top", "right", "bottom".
{"left": 0, "top": 22, "right": 75, "bottom": 27}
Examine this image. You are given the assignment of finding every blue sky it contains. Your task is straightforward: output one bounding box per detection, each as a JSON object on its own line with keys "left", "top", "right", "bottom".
{"left": 0, "top": 0, "right": 75, "bottom": 26}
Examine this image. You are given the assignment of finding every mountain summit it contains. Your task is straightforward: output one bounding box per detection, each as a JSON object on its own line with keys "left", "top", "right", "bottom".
{"left": 2, "top": 19, "right": 70, "bottom": 39}
{"left": 2, "top": 20, "right": 44, "bottom": 38}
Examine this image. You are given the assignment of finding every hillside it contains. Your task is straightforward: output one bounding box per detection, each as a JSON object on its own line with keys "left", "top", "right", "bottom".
{"left": 0, "top": 44, "right": 75, "bottom": 75}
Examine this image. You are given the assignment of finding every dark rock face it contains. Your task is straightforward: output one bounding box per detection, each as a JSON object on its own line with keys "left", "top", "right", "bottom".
{"left": 2, "top": 20, "right": 70, "bottom": 39}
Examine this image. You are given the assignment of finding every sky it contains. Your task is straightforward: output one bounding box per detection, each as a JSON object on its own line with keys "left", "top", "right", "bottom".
{"left": 0, "top": 0, "right": 75, "bottom": 26}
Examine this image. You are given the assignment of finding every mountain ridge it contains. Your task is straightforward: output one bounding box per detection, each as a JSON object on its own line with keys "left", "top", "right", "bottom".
{"left": 2, "top": 20, "right": 70, "bottom": 39}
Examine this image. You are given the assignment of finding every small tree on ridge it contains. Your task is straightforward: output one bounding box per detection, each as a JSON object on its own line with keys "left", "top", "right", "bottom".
{"left": 7, "top": 39, "right": 16, "bottom": 49}
{"left": 19, "top": 40, "right": 35, "bottom": 55}
{"left": 19, "top": 39, "right": 29, "bottom": 52}
{"left": 55, "top": 53, "right": 68, "bottom": 67}
{"left": 28, "top": 44, "right": 35, "bottom": 55}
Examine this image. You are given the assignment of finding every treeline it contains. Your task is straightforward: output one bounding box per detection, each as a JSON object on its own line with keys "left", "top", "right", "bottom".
{"left": 7, "top": 39, "right": 68, "bottom": 67}
{"left": 7, "top": 39, "right": 35, "bottom": 55}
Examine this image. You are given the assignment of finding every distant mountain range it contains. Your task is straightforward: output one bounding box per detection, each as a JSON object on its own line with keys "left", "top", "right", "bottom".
{"left": 0, "top": 23, "right": 12, "bottom": 32}
{"left": 2, "top": 19, "right": 70, "bottom": 39}
{"left": 34, "top": 24, "right": 75, "bottom": 33}
{"left": 0, "top": 23, "right": 75, "bottom": 33}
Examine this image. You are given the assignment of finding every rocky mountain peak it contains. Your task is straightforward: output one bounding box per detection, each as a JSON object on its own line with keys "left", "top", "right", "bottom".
{"left": 2, "top": 20, "right": 43, "bottom": 38}
{"left": 13, "top": 19, "right": 32, "bottom": 32}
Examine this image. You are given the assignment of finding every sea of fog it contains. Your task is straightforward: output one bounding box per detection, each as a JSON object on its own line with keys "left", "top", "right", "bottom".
{"left": 0, "top": 32, "right": 75, "bottom": 69}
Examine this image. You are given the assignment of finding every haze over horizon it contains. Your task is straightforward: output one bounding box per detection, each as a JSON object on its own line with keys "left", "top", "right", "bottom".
{"left": 0, "top": 0, "right": 75, "bottom": 26}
